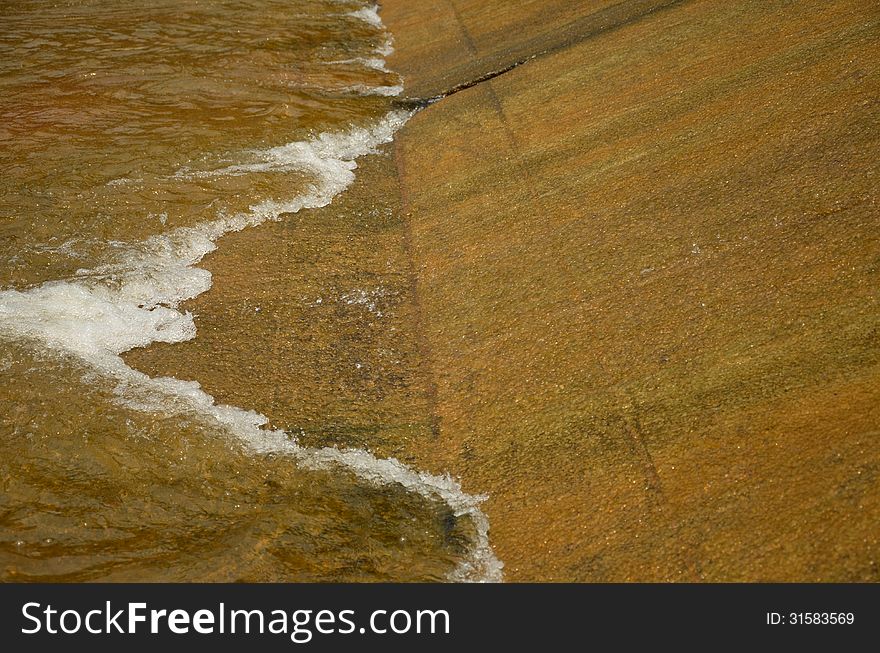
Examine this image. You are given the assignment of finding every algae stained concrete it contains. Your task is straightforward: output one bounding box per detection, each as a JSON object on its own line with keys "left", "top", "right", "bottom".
{"left": 382, "top": 0, "right": 880, "bottom": 580}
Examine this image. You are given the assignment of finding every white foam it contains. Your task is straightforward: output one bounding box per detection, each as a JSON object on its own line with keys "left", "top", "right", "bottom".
{"left": 0, "top": 6, "right": 500, "bottom": 582}
{"left": 174, "top": 113, "right": 403, "bottom": 181}
{"left": 376, "top": 37, "right": 394, "bottom": 58}
{"left": 116, "top": 363, "right": 502, "bottom": 583}
{"left": 343, "top": 83, "right": 403, "bottom": 97}
{"left": 325, "top": 57, "right": 390, "bottom": 72}
{"left": 347, "top": 5, "right": 384, "bottom": 29}
{"left": 0, "top": 112, "right": 408, "bottom": 376}
{"left": 345, "top": 3, "right": 395, "bottom": 58}
{"left": 0, "top": 114, "right": 503, "bottom": 583}
{"left": 0, "top": 282, "right": 196, "bottom": 360}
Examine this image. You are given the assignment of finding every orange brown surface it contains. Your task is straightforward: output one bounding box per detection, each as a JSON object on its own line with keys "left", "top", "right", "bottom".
{"left": 127, "top": 0, "right": 880, "bottom": 580}
{"left": 381, "top": 0, "right": 880, "bottom": 579}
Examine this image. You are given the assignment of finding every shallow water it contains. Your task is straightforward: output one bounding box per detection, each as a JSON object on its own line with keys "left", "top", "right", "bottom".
{"left": 0, "top": 1, "right": 500, "bottom": 581}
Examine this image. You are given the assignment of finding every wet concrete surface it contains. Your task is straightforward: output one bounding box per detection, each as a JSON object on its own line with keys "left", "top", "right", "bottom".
{"left": 127, "top": 0, "right": 880, "bottom": 580}
{"left": 379, "top": 0, "right": 880, "bottom": 580}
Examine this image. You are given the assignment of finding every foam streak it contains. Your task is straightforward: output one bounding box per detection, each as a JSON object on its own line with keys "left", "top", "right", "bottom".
{"left": 0, "top": 110, "right": 502, "bottom": 584}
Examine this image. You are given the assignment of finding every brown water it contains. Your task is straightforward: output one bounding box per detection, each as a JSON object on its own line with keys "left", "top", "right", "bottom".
{"left": 0, "top": 0, "right": 500, "bottom": 581}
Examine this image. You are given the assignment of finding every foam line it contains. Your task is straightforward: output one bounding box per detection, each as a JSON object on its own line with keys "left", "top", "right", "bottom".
{"left": 324, "top": 57, "right": 390, "bottom": 72}
{"left": 347, "top": 5, "right": 384, "bottom": 29}
{"left": 343, "top": 83, "right": 404, "bottom": 97}
{"left": 0, "top": 68, "right": 503, "bottom": 582}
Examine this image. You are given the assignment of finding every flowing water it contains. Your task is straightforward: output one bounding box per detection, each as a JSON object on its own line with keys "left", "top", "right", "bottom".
{"left": 0, "top": 0, "right": 501, "bottom": 581}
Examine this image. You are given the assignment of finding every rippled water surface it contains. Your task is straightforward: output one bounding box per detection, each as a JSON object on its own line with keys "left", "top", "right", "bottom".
{"left": 1, "top": 0, "right": 397, "bottom": 287}
{"left": 0, "top": 1, "right": 500, "bottom": 582}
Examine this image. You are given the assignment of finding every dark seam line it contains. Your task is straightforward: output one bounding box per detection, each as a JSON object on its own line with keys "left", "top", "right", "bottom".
{"left": 392, "top": 0, "right": 689, "bottom": 109}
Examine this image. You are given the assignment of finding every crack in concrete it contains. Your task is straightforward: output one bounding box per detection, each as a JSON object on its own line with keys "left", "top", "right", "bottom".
{"left": 393, "top": 57, "right": 533, "bottom": 109}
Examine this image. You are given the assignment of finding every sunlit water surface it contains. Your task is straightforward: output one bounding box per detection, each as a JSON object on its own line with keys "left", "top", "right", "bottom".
{"left": 0, "top": 0, "right": 500, "bottom": 582}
